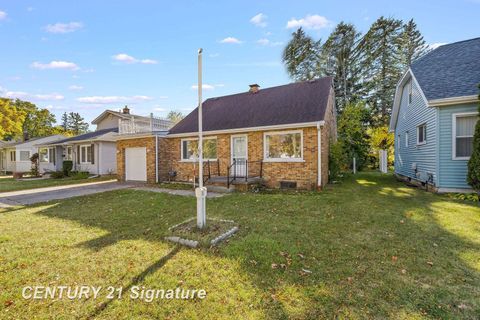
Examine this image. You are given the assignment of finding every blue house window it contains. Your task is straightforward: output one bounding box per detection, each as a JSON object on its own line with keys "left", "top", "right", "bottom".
{"left": 453, "top": 113, "right": 478, "bottom": 160}
{"left": 417, "top": 124, "right": 426, "bottom": 145}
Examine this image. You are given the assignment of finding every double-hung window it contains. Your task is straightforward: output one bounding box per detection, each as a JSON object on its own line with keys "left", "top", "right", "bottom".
{"left": 417, "top": 124, "right": 427, "bottom": 145}
{"left": 65, "top": 146, "right": 73, "bottom": 160}
{"left": 10, "top": 151, "right": 16, "bottom": 162}
{"left": 80, "top": 145, "right": 92, "bottom": 163}
{"left": 181, "top": 137, "right": 217, "bottom": 161}
{"left": 264, "top": 130, "right": 303, "bottom": 161}
{"left": 453, "top": 113, "right": 478, "bottom": 160}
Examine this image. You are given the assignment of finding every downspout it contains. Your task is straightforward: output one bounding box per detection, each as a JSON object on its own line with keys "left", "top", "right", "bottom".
{"left": 155, "top": 135, "right": 159, "bottom": 183}
{"left": 317, "top": 122, "right": 322, "bottom": 189}
{"left": 97, "top": 142, "right": 100, "bottom": 175}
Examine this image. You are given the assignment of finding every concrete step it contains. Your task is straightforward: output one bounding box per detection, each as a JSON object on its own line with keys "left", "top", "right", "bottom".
{"left": 206, "top": 185, "right": 235, "bottom": 193}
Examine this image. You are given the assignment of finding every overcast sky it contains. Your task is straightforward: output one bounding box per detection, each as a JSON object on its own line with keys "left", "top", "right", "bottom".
{"left": 0, "top": 0, "right": 479, "bottom": 126}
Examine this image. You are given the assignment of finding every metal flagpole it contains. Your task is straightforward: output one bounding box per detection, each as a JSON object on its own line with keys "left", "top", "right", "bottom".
{"left": 196, "top": 48, "right": 207, "bottom": 229}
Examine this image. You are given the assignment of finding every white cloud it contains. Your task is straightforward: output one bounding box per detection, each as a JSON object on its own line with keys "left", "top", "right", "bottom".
{"left": 27, "top": 7, "right": 34, "bottom": 12}
{"left": 256, "top": 38, "right": 283, "bottom": 47}
{"left": 209, "top": 53, "right": 220, "bottom": 58}
{"left": 68, "top": 85, "right": 83, "bottom": 91}
{"left": 112, "top": 53, "right": 158, "bottom": 64}
{"left": 153, "top": 107, "right": 167, "bottom": 112}
{"left": 0, "top": 10, "right": 7, "bottom": 20}
{"left": 286, "top": 14, "right": 331, "bottom": 30}
{"left": 427, "top": 42, "right": 447, "bottom": 50}
{"left": 31, "top": 60, "right": 80, "bottom": 71}
{"left": 250, "top": 13, "right": 267, "bottom": 27}
{"left": 44, "top": 104, "right": 67, "bottom": 110}
{"left": 5, "top": 91, "right": 64, "bottom": 101}
{"left": 220, "top": 37, "right": 242, "bottom": 44}
{"left": 45, "top": 22, "right": 83, "bottom": 34}
{"left": 191, "top": 84, "right": 216, "bottom": 90}
{"left": 77, "top": 95, "right": 153, "bottom": 104}
{"left": 190, "top": 84, "right": 225, "bottom": 90}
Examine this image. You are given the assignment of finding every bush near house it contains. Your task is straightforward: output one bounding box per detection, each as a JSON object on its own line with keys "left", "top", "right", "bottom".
{"left": 62, "top": 160, "right": 73, "bottom": 176}
{"left": 467, "top": 85, "right": 480, "bottom": 192}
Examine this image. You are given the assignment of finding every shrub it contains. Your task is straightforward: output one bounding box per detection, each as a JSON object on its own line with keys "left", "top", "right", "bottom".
{"left": 62, "top": 160, "right": 73, "bottom": 176}
{"left": 70, "top": 171, "right": 90, "bottom": 180}
{"left": 50, "top": 171, "right": 65, "bottom": 179}
{"left": 30, "top": 153, "right": 40, "bottom": 177}
{"left": 329, "top": 141, "right": 346, "bottom": 181}
{"left": 467, "top": 85, "right": 480, "bottom": 193}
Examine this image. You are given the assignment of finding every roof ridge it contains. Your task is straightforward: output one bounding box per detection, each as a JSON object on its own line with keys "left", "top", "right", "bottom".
{"left": 436, "top": 36, "right": 480, "bottom": 48}
{"left": 204, "top": 77, "right": 333, "bottom": 103}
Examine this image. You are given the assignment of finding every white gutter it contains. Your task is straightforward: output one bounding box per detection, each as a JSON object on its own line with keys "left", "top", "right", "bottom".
{"left": 317, "top": 122, "right": 322, "bottom": 188}
{"left": 428, "top": 95, "right": 478, "bottom": 107}
{"left": 167, "top": 121, "right": 325, "bottom": 138}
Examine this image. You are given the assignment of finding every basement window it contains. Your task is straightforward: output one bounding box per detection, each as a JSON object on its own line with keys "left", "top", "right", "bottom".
{"left": 280, "top": 181, "right": 297, "bottom": 189}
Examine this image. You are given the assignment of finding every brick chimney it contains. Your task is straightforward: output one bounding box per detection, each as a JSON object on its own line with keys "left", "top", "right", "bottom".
{"left": 249, "top": 84, "right": 260, "bottom": 94}
{"left": 122, "top": 105, "right": 130, "bottom": 114}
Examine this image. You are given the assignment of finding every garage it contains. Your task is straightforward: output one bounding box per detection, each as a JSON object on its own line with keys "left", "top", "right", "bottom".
{"left": 125, "top": 147, "right": 147, "bottom": 181}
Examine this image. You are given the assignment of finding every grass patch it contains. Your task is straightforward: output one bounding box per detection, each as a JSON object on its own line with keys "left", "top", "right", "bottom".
{"left": 0, "top": 176, "right": 116, "bottom": 193}
{"left": 167, "top": 218, "right": 237, "bottom": 247}
{"left": 0, "top": 172, "right": 479, "bottom": 319}
{"left": 156, "top": 182, "right": 196, "bottom": 190}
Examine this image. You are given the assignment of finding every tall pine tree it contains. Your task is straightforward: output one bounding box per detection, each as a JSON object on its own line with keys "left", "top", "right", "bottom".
{"left": 61, "top": 112, "right": 69, "bottom": 131}
{"left": 67, "top": 112, "right": 89, "bottom": 135}
{"left": 358, "top": 16, "right": 403, "bottom": 125}
{"left": 399, "top": 19, "right": 428, "bottom": 68}
{"left": 322, "top": 22, "right": 363, "bottom": 112}
{"left": 282, "top": 28, "right": 322, "bottom": 81}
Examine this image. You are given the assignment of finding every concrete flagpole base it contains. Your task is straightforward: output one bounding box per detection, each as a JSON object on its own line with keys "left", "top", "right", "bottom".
{"left": 195, "top": 187, "right": 207, "bottom": 228}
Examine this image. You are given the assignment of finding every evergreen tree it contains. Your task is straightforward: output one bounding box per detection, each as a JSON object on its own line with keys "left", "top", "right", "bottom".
{"left": 67, "top": 112, "right": 89, "bottom": 135}
{"left": 61, "top": 112, "right": 69, "bottom": 131}
{"left": 399, "top": 19, "right": 428, "bottom": 67}
{"left": 358, "top": 17, "right": 404, "bottom": 126}
{"left": 282, "top": 28, "right": 322, "bottom": 81}
{"left": 322, "top": 22, "right": 363, "bottom": 112}
{"left": 467, "top": 85, "right": 480, "bottom": 192}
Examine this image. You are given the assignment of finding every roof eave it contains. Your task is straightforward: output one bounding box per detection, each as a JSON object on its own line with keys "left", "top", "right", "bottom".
{"left": 428, "top": 95, "right": 479, "bottom": 107}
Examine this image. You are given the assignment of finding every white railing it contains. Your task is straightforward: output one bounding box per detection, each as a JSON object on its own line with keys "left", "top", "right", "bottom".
{"left": 118, "top": 114, "right": 173, "bottom": 134}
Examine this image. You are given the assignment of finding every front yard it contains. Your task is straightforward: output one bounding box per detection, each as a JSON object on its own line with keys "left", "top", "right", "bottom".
{"left": 0, "top": 172, "right": 479, "bottom": 319}
{"left": 0, "top": 175, "right": 115, "bottom": 193}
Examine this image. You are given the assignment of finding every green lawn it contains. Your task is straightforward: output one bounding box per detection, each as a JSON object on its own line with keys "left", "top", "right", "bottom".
{"left": 0, "top": 172, "right": 479, "bottom": 319}
{"left": 0, "top": 176, "right": 116, "bottom": 193}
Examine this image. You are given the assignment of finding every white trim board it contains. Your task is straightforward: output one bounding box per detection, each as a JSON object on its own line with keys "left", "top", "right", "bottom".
{"left": 167, "top": 121, "right": 324, "bottom": 138}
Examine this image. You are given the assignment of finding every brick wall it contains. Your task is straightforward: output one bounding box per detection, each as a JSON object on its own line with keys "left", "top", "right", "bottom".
{"left": 116, "top": 137, "right": 158, "bottom": 183}
{"left": 160, "top": 126, "right": 327, "bottom": 190}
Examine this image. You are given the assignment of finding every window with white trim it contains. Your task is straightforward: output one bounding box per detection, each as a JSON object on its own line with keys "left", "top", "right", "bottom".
{"left": 80, "top": 145, "right": 92, "bottom": 163}
{"left": 405, "top": 132, "right": 409, "bottom": 148}
{"left": 39, "top": 148, "right": 48, "bottom": 162}
{"left": 454, "top": 114, "right": 477, "bottom": 159}
{"left": 10, "top": 151, "right": 16, "bottom": 162}
{"left": 417, "top": 124, "right": 426, "bottom": 145}
{"left": 264, "top": 131, "right": 303, "bottom": 161}
{"left": 181, "top": 137, "right": 217, "bottom": 161}
{"left": 19, "top": 151, "right": 30, "bottom": 161}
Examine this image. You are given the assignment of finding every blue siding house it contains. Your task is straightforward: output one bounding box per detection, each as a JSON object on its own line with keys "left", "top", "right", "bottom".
{"left": 390, "top": 38, "right": 480, "bottom": 193}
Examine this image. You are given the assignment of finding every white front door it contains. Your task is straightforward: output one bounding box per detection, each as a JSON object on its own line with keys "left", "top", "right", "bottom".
{"left": 125, "top": 147, "right": 147, "bottom": 181}
{"left": 231, "top": 135, "right": 247, "bottom": 177}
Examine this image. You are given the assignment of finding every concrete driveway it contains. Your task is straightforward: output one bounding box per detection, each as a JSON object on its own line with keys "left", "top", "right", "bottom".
{"left": 0, "top": 180, "right": 131, "bottom": 207}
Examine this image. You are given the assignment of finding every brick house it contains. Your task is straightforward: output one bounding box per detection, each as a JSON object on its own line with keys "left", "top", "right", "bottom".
{"left": 116, "top": 77, "right": 337, "bottom": 190}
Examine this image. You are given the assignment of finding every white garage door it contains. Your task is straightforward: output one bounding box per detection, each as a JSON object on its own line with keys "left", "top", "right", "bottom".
{"left": 125, "top": 147, "right": 147, "bottom": 182}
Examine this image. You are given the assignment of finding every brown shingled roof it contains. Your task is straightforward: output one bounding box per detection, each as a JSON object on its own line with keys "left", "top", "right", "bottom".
{"left": 169, "top": 77, "right": 334, "bottom": 135}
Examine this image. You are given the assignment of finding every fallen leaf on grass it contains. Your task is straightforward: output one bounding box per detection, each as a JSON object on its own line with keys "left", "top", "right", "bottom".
{"left": 347, "top": 277, "right": 354, "bottom": 283}
{"left": 297, "top": 253, "right": 305, "bottom": 259}
{"left": 427, "top": 261, "right": 433, "bottom": 266}
{"left": 401, "top": 269, "right": 407, "bottom": 274}
{"left": 392, "top": 256, "right": 398, "bottom": 263}
{"left": 4, "top": 300, "right": 13, "bottom": 307}
{"left": 249, "top": 260, "right": 258, "bottom": 266}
